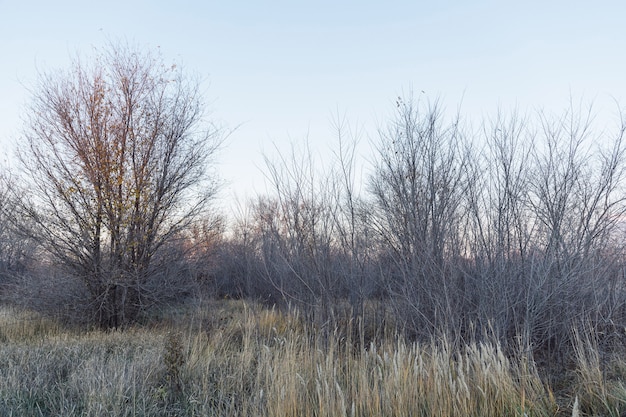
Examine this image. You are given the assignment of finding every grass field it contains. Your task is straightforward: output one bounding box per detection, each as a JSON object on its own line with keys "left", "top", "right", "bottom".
{"left": 0, "top": 300, "right": 624, "bottom": 416}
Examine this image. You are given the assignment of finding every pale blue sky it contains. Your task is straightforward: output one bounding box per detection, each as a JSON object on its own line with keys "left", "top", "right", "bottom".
{"left": 1, "top": 1, "right": 625, "bottom": 205}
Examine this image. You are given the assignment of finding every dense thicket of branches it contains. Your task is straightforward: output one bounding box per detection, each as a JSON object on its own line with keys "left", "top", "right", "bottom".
{"left": 210, "top": 97, "right": 626, "bottom": 357}
{"left": 9, "top": 44, "right": 221, "bottom": 328}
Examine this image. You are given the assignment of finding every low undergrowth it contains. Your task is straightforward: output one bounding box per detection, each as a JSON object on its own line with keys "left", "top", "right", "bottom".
{"left": 0, "top": 300, "right": 624, "bottom": 416}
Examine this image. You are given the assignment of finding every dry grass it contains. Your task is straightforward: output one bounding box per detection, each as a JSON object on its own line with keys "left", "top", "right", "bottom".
{"left": 0, "top": 300, "right": 624, "bottom": 416}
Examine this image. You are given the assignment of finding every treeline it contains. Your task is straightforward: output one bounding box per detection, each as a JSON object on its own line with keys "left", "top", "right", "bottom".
{"left": 210, "top": 98, "right": 626, "bottom": 360}
{"left": 0, "top": 44, "right": 625, "bottom": 362}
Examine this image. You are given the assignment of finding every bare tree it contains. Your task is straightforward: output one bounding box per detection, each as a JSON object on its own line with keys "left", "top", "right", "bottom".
{"left": 464, "top": 103, "right": 626, "bottom": 358}
{"left": 524, "top": 104, "right": 626, "bottom": 355}
{"left": 463, "top": 110, "right": 537, "bottom": 341}
{"left": 327, "top": 113, "right": 380, "bottom": 343}
{"left": 258, "top": 141, "right": 339, "bottom": 327}
{"left": 0, "top": 174, "right": 34, "bottom": 293}
{"left": 368, "top": 95, "right": 469, "bottom": 339}
{"left": 14, "top": 43, "right": 222, "bottom": 328}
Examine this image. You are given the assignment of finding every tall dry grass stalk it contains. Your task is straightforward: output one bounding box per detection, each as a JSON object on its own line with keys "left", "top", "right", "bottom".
{"left": 571, "top": 327, "right": 626, "bottom": 417}
{"left": 0, "top": 301, "right": 623, "bottom": 416}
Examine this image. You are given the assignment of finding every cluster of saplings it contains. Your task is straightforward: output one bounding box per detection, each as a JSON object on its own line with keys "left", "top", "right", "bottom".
{"left": 1, "top": 43, "right": 625, "bottom": 366}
